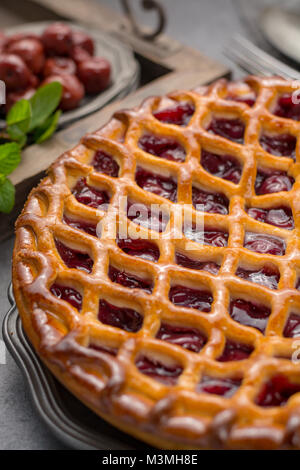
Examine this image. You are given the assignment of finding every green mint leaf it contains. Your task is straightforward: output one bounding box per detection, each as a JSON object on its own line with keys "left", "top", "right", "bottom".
{"left": 0, "top": 142, "right": 21, "bottom": 175}
{"left": 7, "top": 99, "right": 31, "bottom": 146}
{"left": 6, "top": 99, "right": 31, "bottom": 133}
{"left": 0, "top": 176, "right": 15, "bottom": 213}
{"left": 29, "top": 82, "right": 62, "bottom": 132}
{"left": 7, "top": 124, "right": 27, "bottom": 147}
{"left": 33, "top": 110, "right": 61, "bottom": 144}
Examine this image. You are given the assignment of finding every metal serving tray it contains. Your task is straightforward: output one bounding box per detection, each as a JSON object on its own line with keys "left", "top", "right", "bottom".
{"left": 2, "top": 284, "right": 149, "bottom": 450}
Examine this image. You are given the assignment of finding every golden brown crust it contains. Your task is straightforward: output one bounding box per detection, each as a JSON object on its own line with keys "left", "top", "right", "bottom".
{"left": 12, "top": 76, "right": 300, "bottom": 449}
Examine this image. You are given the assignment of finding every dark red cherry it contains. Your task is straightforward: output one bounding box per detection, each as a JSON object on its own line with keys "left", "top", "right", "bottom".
{"left": 108, "top": 266, "right": 152, "bottom": 293}
{"left": 247, "top": 206, "right": 294, "bottom": 230}
{"left": 169, "top": 285, "right": 213, "bottom": 312}
{"left": 176, "top": 252, "right": 220, "bottom": 274}
{"left": 230, "top": 298, "right": 271, "bottom": 333}
{"left": 184, "top": 224, "right": 229, "bottom": 247}
{"left": 217, "top": 339, "right": 253, "bottom": 362}
{"left": 236, "top": 265, "right": 280, "bottom": 290}
{"left": 274, "top": 94, "right": 300, "bottom": 121}
{"left": 127, "top": 200, "right": 169, "bottom": 232}
{"left": 42, "top": 22, "right": 73, "bottom": 56}
{"left": 138, "top": 134, "right": 186, "bottom": 162}
{"left": 55, "top": 240, "right": 93, "bottom": 273}
{"left": 244, "top": 232, "right": 285, "bottom": 256}
{"left": 98, "top": 299, "right": 143, "bottom": 332}
{"left": 92, "top": 150, "right": 119, "bottom": 177}
{"left": 207, "top": 117, "right": 245, "bottom": 144}
{"left": 42, "top": 74, "right": 84, "bottom": 111}
{"left": 50, "top": 284, "right": 82, "bottom": 310}
{"left": 135, "top": 167, "right": 177, "bottom": 202}
{"left": 255, "top": 170, "right": 294, "bottom": 195}
{"left": 154, "top": 102, "right": 195, "bottom": 126}
{"left": 63, "top": 215, "right": 97, "bottom": 237}
{"left": 89, "top": 343, "right": 117, "bottom": 356}
{"left": 43, "top": 56, "right": 76, "bottom": 77}
{"left": 256, "top": 374, "right": 300, "bottom": 407}
{"left": 197, "top": 376, "right": 241, "bottom": 397}
{"left": 156, "top": 323, "right": 207, "bottom": 353}
{"left": 260, "top": 133, "right": 296, "bottom": 160}
{"left": 72, "top": 177, "right": 110, "bottom": 209}
{"left": 117, "top": 237, "right": 160, "bottom": 262}
{"left": 77, "top": 57, "right": 110, "bottom": 94}
{"left": 192, "top": 186, "right": 229, "bottom": 214}
{"left": 283, "top": 313, "right": 300, "bottom": 338}
{"left": 72, "top": 30, "right": 94, "bottom": 56}
{"left": 0, "top": 53, "right": 33, "bottom": 91}
{"left": 135, "top": 355, "right": 182, "bottom": 385}
{"left": 201, "top": 150, "right": 242, "bottom": 184}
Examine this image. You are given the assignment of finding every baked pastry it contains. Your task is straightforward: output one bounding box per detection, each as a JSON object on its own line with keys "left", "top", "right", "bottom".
{"left": 12, "top": 76, "right": 300, "bottom": 449}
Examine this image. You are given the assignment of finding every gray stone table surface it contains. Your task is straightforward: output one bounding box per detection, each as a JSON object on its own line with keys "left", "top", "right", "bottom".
{"left": 0, "top": 0, "right": 245, "bottom": 450}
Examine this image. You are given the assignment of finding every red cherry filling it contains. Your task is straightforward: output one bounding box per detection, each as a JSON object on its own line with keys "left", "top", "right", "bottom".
{"left": 244, "top": 232, "right": 285, "bottom": 256}
{"left": 72, "top": 177, "right": 110, "bottom": 209}
{"left": 55, "top": 240, "right": 93, "bottom": 273}
{"left": 153, "top": 102, "right": 195, "bottom": 126}
{"left": 92, "top": 150, "right": 119, "bottom": 177}
{"left": 169, "top": 285, "right": 213, "bottom": 312}
{"left": 138, "top": 134, "right": 186, "bottom": 162}
{"left": 127, "top": 200, "right": 169, "bottom": 232}
{"left": 255, "top": 170, "right": 294, "bottom": 195}
{"left": 283, "top": 313, "right": 300, "bottom": 338}
{"left": 156, "top": 323, "right": 207, "bottom": 353}
{"left": 63, "top": 215, "right": 97, "bottom": 237}
{"left": 98, "top": 299, "right": 143, "bottom": 332}
{"left": 176, "top": 252, "right": 220, "bottom": 274}
{"left": 184, "top": 224, "right": 229, "bottom": 247}
{"left": 135, "top": 167, "right": 177, "bottom": 202}
{"left": 236, "top": 265, "right": 280, "bottom": 290}
{"left": 217, "top": 339, "right": 253, "bottom": 362}
{"left": 207, "top": 117, "right": 245, "bottom": 144}
{"left": 197, "top": 376, "right": 241, "bottom": 397}
{"left": 273, "top": 94, "right": 300, "bottom": 121}
{"left": 227, "top": 93, "right": 256, "bottom": 107}
{"left": 135, "top": 355, "right": 183, "bottom": 385}
{"left": 256, "top": 374, "right": 300, "bottom": 407}
{"left": 201, "top": 150, "right": 242, "bottom": 184}
{"left": 192, "top": 186, "right": 229, "bottom": 214}
{"left": 247, "top": 206, "right": 294, "bottom": 230}
{"left": 116, "top": 237, "right": 160, "bottom": 262}
{"left": 89, "top": 343, "right": 118, "bottom": 356}
{"left": 260, "top": 133, "right": 296, "bottom": 160}
{"left": 108, "top": 266, "right": 152, "bottom": 293}
{"left": 230, "top": 298, "right": 271, "bottom": 333}
{"left": 50, "top": 284, "right": 82, "bottom": 311}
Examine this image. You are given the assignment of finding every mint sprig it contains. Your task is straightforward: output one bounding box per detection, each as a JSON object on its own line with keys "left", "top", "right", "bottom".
{"left": 29, "top": 82, "right": 62, "bottom": 132}
{"left": 0, "top": 82, "right": 63, "bottom": 214}
{"left": 0, "top": 142, "right": 21, "bottom": 175}
{"left": 0, "top": 176, "right": 15, "bottom": 214}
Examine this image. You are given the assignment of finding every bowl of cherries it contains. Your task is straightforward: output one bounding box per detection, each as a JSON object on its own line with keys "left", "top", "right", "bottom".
{"left": 0, "top": 21, "right": 139, "bottom": 126}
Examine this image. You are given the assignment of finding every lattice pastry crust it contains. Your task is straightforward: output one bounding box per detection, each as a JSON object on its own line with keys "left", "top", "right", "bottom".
{"left": 12, "top": 76, "right": 300, "bottom": 449}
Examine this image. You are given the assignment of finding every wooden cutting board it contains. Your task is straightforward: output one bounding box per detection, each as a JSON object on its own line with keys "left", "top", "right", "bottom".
{"left": 0, "top": 0, "right": 230, "bottom": 241}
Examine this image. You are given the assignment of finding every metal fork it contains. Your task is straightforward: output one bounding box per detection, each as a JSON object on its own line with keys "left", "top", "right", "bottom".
{"left": 224, "top": 35, "right": 300, "bottom": 80}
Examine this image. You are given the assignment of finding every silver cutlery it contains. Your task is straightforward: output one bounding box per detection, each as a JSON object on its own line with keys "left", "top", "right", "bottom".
{"left": 224, "top": 35, "right": 300, "bottom": 80}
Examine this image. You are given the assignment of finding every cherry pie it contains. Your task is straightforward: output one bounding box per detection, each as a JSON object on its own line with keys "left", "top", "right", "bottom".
{"left": 12, "top": 76, "right": 300, "bottom": 449}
